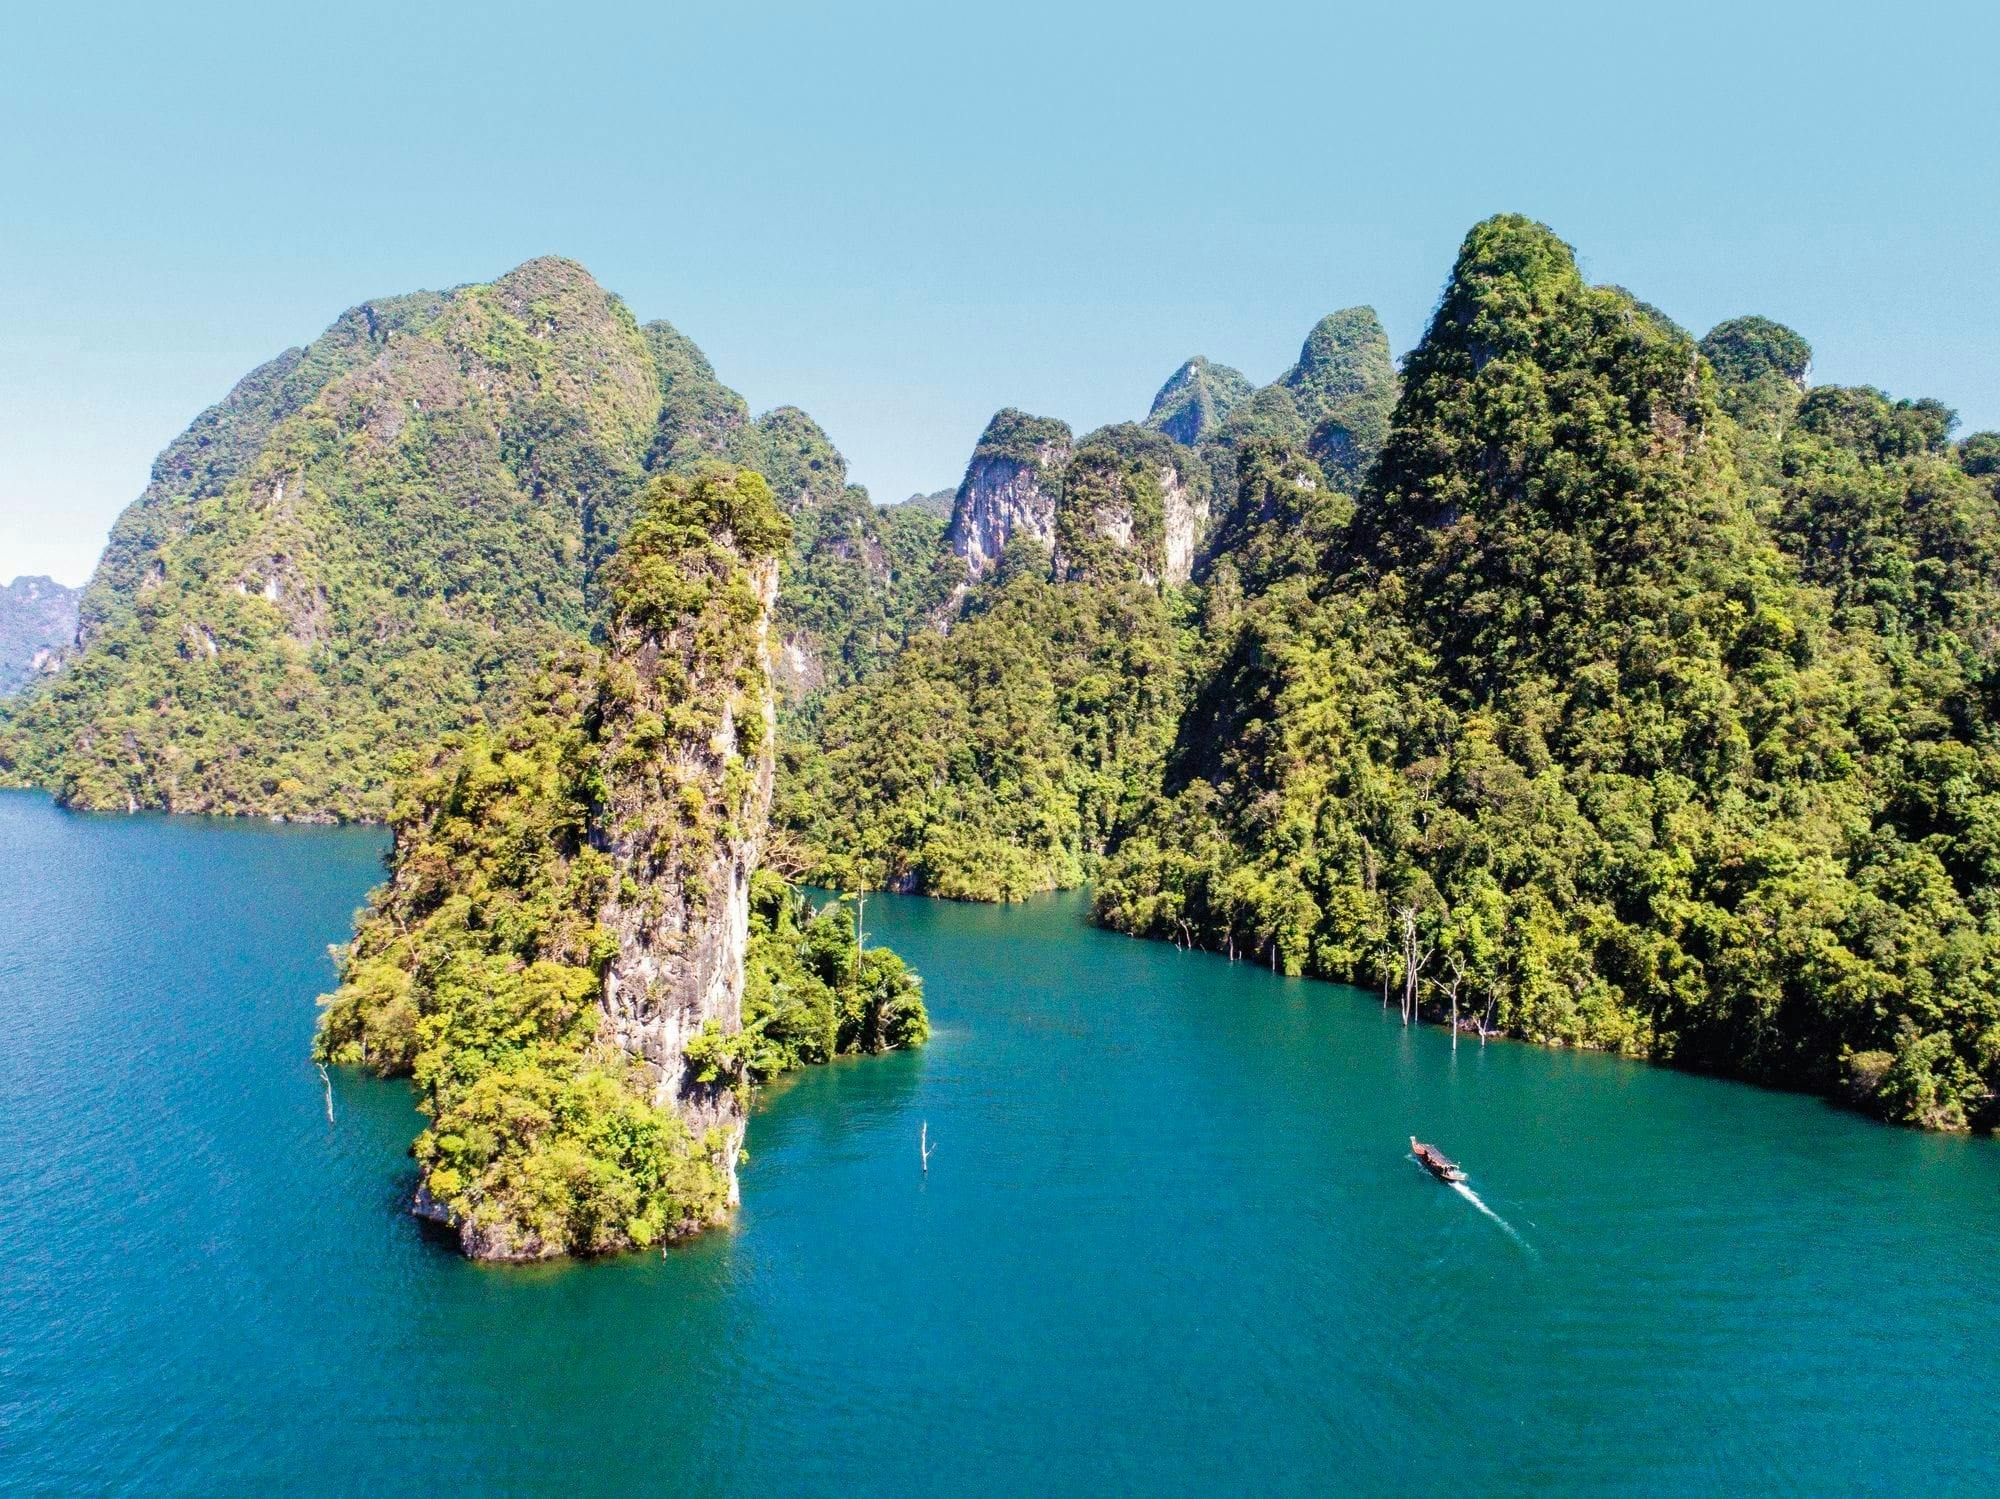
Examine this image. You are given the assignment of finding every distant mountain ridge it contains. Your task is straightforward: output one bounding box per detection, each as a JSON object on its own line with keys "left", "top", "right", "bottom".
{"left": 0, "top": 576, "right": 80, "bottom": 696}
{"left": 938, "top": 305, "right": 1399, "bottom": 590}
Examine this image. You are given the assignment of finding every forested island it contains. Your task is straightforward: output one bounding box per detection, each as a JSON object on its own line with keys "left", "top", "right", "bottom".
{"left": 4, "top": 212, "right": 1994, "bottom": 1240}
{"left": 316, "top": 466, "right": 926, "bottom": 1259}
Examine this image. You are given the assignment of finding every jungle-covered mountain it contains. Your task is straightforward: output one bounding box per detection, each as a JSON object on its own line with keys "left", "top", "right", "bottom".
{"left": 10, "top": 217, "right": 1998, "bottom": 1131}
{"left": 1094, "top": 215, "right": 2000, "bottom": 1130}
{"left": 781, "top": 214, "right": 2000, "bottom": 1128}
{"left": 779, "top": 303, "right": 1404, "bottom": 902}
{"left": 0, "top": 258, "right": 946, "bottom": 819}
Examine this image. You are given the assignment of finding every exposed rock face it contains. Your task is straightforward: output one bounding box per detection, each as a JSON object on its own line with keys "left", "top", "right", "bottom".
{"left": 0, "top": 577, "right": 80, "bottom": 697}
{"left": 1053, "top": 424, "right": 1209, "bottom": 587}
{"left": 1161, "top": 464, "right": 1206, "bottom": 585}
{"left": 313, "top": 465, "right": 791, "bottom": 1259}
{"left": 946, "top": 409, "right": 1073, "bottom": 579}
{"left": 937, "top": 414, "right": 1211, "bottom": 590}
{"left": 597, "top": 544, "right": 780, "bottom": 1203}
{"left": 774, "top": 631, "right": 829, "bottom": 699}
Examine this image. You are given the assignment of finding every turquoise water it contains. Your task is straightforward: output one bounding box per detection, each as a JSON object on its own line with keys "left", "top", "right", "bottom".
{"left": 1, "top": 789, "right": 1995, "bottom": 1497}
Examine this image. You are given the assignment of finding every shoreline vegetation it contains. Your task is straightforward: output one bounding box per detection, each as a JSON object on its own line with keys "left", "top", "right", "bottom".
{"left": 5, "top": 213, "right": 1997, "bottom": 1145}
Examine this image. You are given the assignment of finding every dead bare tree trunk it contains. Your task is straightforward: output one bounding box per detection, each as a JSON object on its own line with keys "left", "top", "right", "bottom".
{"left": 1395, "top": 904, "right": 1433, "bottom": 1027}
{"left": 1444, "top": 953, "right": 1467, "bottom": 1053}
{"left": 855, "top": 891, "right": 866, "bottom": 986}
{"left": 920, "top": 1121, "right": 935, "bottom": 1173}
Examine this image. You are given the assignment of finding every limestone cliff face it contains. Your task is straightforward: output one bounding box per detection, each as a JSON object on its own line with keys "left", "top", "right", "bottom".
{"left": 314, "top": 465, "right": 792, "bottom": 1260}
{"left": 590, "top": 478, "right": 786, "bottom": 1212}
{"left": 1052, "top": 424, "right": 1210, "bottom": 588}
{"left": 1161, "top": 464, "right": 1207, "bottom": 586}
{"left": 946, "top": 410, "right": 1073, "bottom": 579}
{"left": 596, "top": 549, "right": 779, "bottom": 1201}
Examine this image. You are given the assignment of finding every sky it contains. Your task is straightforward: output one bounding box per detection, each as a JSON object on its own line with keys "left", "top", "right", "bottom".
{"left": 3, "top": 0, "right": 1997, "bottom": 586}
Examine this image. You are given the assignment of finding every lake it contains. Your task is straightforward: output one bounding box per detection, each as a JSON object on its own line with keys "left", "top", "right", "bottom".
{"left": 1, "top": 788, "right": 1995, "bottom": 1496}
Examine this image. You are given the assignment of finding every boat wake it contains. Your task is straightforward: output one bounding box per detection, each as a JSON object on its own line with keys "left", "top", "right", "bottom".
{"left": 1448, "top": 1178, "right": 1534, "bottom": 1256}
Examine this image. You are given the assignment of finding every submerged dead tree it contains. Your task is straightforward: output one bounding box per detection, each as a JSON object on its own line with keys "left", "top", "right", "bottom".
{"left": 1442, "top": 952, "right": 1468, "bottom": 1051}
{"left": 1395, "top": 903, "right": 1433, "bottom": 1026}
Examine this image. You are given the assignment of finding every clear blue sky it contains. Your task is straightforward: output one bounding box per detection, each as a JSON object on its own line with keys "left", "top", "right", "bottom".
{"left": 4, "top": 0, "right": 1996, "bottom": 585}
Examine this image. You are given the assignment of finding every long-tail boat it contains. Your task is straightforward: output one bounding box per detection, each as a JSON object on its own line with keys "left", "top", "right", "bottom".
{"left": 1410, "top": 1137, "right": 1466, "bottom": 1184}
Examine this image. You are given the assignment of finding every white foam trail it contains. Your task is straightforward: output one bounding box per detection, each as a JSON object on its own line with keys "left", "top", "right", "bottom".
{"left": 1449, "top": 1178, "right": 1534, "bottom": 1256}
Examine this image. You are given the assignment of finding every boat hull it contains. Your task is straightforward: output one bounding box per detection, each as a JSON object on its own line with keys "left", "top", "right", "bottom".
{"left": 1410, "top": 1137, "right": 1466, "bottom": 1183}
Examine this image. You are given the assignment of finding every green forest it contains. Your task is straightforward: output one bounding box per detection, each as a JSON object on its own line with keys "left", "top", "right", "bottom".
{"left": 1093, "top": 217, "right": 2000, "bottom": 1130}
{"left": 0, "top": 262, "right": 948, "bottom": 817}
{"left": 786, "top": 217, "right": 2000, "bottom": 1130}
{"left": 12, "top": 219, "right": 1999, "bottom": 1133}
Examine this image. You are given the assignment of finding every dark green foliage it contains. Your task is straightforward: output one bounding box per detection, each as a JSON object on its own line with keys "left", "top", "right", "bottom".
{"left": 1194, "top": 440, "right": 1355, "bottom": 598}
{"left": 1701, "top": 315, "right": 1812, "bottom": 396}
{"left": 1960, "top": 431, "right": 2000, "bottom": 482}
{"left": 727, "top": 406, "right": 850, "bottom": 510}
{"left": 3, "top": 259, "right": 661, "bottom": 820}
{"left": 722, "top": 871, "right": 930, "bottom": 1079}
{"left": 1196, "top": 307, "right": 1397, "bottom": 499}
{"left": 779, "top": 542, "right": 1182, "bottom": 900}
{"left": 1792, "top": 386, "right": 1955, "bottom": 460}
{"left": 1773, "top": 386, "right": 2000, "bottom": 643}
{"left": 777, "top": 485, "right": 960, "bottom": 693}
{"left": 1198, "top": 385, "right": 1314, "bottom": 499}
{"left": 1055, "top": 424, "right": 1191, "bottom": 585}
{"left": 642, "top": 318, "right": 753, "bottom": 472}
{"left": 77, "top": 290, "right": 452, "bottom": 646}
{"left": 1701, "top": 316, "right": 1814, "bottom": 489}
{"left": 1100, "top": 214, "right": 2000, "bottom": 1132}
{"left": 1364, "top": 216, "right": 1757, "bottom": 694}
{"left": 315, "top": 463, "right": 786, "bottom": 1255}
{"left": 966, "top": 409, "right": 1074, "bottom": 469}
{"left": 312, "top": 667, "right": 710, "bottom": 1255}
{"left": 2, "top": 260, "right": 942, "bottom": 813}
{"left": 642, "top": 359, "right": 957, "bottom": 695}
{"left": 1288, "top": 307, "right": 1399, "bottom": 471}
{"left": 891, "top": 489, "right": 957, "bottom": 519}
{"left": 1145, "top": 356, "right": 1254, "bottom": 446}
